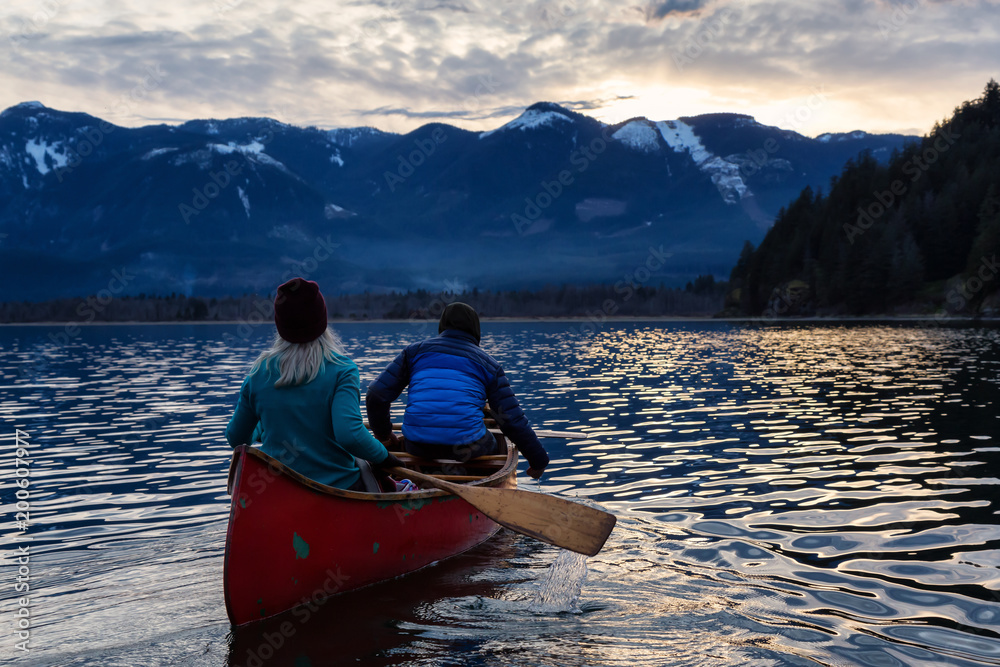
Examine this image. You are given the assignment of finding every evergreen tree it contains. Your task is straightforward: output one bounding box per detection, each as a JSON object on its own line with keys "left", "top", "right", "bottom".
{"left": 887, "top": 230, "right": 925, "bottom": 306}
{"left": 729, "top": 79, "right": 1000, "bottom": 316}
{"left": 964, "top": 186, "right": 1000, "bottom": 311}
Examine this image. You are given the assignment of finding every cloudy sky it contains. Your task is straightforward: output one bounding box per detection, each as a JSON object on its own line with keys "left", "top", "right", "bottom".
{"left": 2, "top": 0, "right": 997, "bottom": 137}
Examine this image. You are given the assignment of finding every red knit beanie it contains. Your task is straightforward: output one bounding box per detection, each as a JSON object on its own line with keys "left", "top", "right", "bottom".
{"left": 274, "top": 277, "right": 328, "bottom": 343}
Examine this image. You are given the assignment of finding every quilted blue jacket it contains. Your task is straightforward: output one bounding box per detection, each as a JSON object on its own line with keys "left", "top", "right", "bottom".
{"left": 365, "top": 330, "right": 549, "bottom": 470}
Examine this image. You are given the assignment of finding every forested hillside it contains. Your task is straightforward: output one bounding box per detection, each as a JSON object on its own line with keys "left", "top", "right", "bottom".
{"left": 726, "top": 80, "right": 1000, "bottom": 317}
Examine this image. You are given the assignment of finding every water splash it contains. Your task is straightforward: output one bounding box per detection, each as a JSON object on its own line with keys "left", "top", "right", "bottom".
{"left": 528, "top": 549, "right": 589, "bottom": 614}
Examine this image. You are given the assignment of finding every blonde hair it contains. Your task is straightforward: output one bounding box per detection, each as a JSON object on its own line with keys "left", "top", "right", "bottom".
{"left": 251, "top": 328, "right": 347, "bottom": 388}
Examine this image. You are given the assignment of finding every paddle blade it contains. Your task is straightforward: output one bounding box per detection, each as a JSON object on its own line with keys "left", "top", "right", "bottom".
{"left": 448, "top": 484, "right": 617, "bottom": 557}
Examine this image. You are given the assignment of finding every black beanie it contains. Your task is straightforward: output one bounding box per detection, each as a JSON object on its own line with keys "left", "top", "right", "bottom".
{"left": 274, "top": 277, "right": 328, "bottom": 343}
{"left": 439, "top": 302, "right": 481, "bottom": 344}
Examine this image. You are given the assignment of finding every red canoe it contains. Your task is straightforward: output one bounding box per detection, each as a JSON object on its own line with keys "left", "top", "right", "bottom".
{"left": 223, "top": 439, "right": 517, "bottom": 626}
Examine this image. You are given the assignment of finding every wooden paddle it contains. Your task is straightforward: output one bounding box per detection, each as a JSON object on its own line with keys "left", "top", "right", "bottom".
{"left": 390, "top": 465, "right": 617, "bottom": 557}
{"left": 517, "top": 429, "right": 588, "bottom": 440}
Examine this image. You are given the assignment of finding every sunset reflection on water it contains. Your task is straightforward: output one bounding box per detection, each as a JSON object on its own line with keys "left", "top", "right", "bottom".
{"left": 0, "top": 321, "right": 998, "bottom": 666}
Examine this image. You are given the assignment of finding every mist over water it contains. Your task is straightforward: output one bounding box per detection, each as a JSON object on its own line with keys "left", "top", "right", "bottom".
{"left": 1, "top": 321, "right": 999, "bottom": 666}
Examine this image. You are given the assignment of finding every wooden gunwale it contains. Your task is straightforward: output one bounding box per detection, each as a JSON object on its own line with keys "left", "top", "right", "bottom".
{"left": 227, "top": 437, "right": 517, "bottom": 501}
{"left": 224, "top": 435, "right": 518, "bottom": 626}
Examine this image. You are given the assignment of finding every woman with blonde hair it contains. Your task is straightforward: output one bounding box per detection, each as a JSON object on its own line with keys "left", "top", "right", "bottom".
{"left": 225, "top": 277, "right": 402, "bottom": 490}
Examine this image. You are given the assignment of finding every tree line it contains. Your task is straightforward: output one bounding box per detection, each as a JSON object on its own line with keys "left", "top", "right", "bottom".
{"left": 726, "top": 79, "right": 1000, "bottom": 317}
{"left": 0, "top": 279, "right": 727, "bottom": 324}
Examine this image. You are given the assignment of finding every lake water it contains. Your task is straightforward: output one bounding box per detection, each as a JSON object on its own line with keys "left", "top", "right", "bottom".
{"left": 1, "top": 321, "right": 999, "bottom": 667}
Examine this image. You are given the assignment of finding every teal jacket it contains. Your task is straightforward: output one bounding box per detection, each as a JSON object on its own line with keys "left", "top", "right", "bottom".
{"left": 225, "top": 354, "right": 390, "bottom": 489}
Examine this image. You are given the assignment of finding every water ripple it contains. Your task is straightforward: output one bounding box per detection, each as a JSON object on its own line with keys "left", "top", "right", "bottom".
{"left": 1, "top": 322, "right": 999, "bottom": 666}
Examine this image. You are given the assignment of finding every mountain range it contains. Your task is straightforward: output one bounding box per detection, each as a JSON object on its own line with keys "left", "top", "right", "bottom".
{"left": 0, "top": 100, "right": 915, "bottom": 301}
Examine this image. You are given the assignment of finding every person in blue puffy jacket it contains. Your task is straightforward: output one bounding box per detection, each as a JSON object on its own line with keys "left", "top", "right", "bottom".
{"left": 365, "top": 303, "right": 549, "bottom": 478}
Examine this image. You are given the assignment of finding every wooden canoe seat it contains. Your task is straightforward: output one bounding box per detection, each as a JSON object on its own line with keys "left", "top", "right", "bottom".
{"left": 425, "top": 474, "right": 484, "bottom": 482}
{"left": 394, "top": 453, "right": 507, "bottom": 467}
{"left": 381, "top": 420, "right": 513, "bottom": 486}
{"left": 392, "top": 452, "right": 510, "bottom": 486}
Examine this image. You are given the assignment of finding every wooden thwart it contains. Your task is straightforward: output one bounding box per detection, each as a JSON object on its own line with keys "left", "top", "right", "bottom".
{"left": 391, "top": 466, "right": 617, "bottom": 557}
{"left": 425, "top": 474, "right": 483, "bottom": 482}
{"left": 395, "top": 453, "right": 508, "bottom": 461}
{"left": 394, "top": 453, "right": 507, "bottom": 468}
{"left": 365, "top": 422, "right": 588, "bottom": 440}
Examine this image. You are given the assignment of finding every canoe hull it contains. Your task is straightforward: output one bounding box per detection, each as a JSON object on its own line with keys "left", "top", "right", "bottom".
{"left": 224, "top": 444, "right": 516, "bottom": 626}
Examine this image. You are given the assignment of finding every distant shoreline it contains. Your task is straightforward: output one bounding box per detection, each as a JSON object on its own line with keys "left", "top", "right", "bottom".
{"left": 3, "top": 315, "right": 998, "bottom": 326}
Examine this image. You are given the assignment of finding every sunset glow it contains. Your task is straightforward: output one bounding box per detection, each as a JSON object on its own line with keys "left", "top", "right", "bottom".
{"left": 2, "top": 1, "right": 998, "bottom": 135}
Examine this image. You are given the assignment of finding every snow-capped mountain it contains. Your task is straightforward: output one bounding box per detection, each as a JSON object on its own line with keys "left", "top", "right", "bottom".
{"left": 479, "top": 105, "right": 576, "bottom": 138}
{"left": 0, "top": 101, "right": 914, "bottom": 300}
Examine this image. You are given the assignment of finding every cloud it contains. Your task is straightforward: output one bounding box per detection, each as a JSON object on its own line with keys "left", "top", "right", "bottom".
{"left": 644, "top": 0, "right": 710, "bottom": 22}
{"left": 356, "top": 104, "right": 526, "bottom": 121}
{"left": 558, "top": 96, "right": 637, "bottom": 111}
{"left": 356, "top": 95, "right": 636, "bottom": 123}
{"left": 0, "top": 0, "right": 997, "bottom": 136}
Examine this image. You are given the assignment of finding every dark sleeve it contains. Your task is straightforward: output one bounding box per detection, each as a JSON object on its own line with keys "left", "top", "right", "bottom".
{"left": 486, "top": 367, "right": 549, "bottom": 470}
{"left": 364, "top": 347, "right": 412, "bottom": 440}
{"left": 225, "top": 377, "right": 258, "bottom": 447}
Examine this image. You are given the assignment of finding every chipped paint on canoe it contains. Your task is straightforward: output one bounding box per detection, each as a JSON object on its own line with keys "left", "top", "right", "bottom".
{"left": 293, "top": 532, "right": 310, "bottom": 560}
{"left": 224, "top": 444, "right": 517, "bottom": 626}
{"left": 377, "top": 497, "right": 434, "bottom": 512}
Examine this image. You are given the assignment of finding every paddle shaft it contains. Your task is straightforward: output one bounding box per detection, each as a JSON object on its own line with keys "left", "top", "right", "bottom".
{"left": 390, "top": 466, "right": 616, "bottom": 557}
{"left": 517, "top": 429, "right": 587, "bottom": 440}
